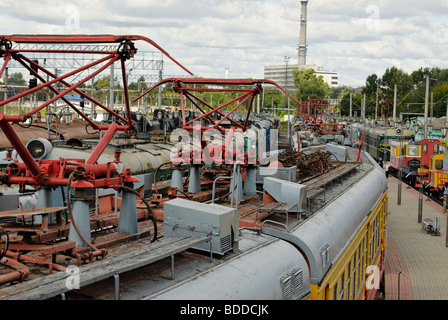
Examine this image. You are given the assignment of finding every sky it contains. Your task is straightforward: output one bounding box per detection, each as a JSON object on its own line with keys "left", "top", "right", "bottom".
{"left": 1, "top": 0, "right": 448, "bottom": 87}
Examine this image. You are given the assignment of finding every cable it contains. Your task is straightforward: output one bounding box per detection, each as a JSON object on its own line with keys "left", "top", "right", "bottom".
{"left": 117, "top": 185, "right": 158, "bottom": 242}
{"left": 153, "top": 161, "right": 173, "bottom": 194}
{"left": 172, "top": 187, "right": 191, "bottom": 200}
{"left": 67, "top": 171, "right": 101, "bottom": 253}
{"left": 17, "top": 116, "right": 33, "bottom": 129}
{"left": 85, "top": 123, "right": 99, "bottom": 135}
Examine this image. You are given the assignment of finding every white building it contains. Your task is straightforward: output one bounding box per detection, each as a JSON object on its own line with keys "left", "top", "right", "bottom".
{"left": 263, "top": 64, "right": 339, "bottom": 92}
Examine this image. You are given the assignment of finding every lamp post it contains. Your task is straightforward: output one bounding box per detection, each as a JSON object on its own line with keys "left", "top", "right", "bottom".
{"left": 397, "top": 119, "right": 410, "bottom": 205}
{"left": 413, "top": 120, "right": 433, "bottom": 223}
{"left": 397, "top": 120, "right": 403, "bottom": 205}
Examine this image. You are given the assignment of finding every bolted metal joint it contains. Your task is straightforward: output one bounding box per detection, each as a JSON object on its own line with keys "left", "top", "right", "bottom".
{"left": 0, "top": 39, "right": 11, "bottom": 56}
{"left": 118, "top": 40, "right": 137, "bottom": 60}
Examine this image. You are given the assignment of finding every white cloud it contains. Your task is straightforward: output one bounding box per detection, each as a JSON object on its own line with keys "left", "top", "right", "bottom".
{"left": 1, "top": 0, "right": 448, "bottom": 87}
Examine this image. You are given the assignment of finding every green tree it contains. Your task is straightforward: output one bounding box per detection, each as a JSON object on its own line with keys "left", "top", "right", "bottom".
{"left": 261, "top": 88, "right": 284, "bottom": 113}
{"left": 432, "top": 83, "right": 448, "bottom": 117}
{"left": 94, "top": 75, "right": 122, "bottom": 89}
{"left": 129, "top": 75, "right": 147, "bottom": 91}
{"left": 381, "top": 67, "right": 413, "bottom": 100}
{"left": 361, "top": 73, "right": 379, "bottom": 100}
{"left": 338, "top": 87, "right": 363, "bottom": 117}
{"left": 292, "top": 68, "right": 331, "bottom": 100}
{"left": 7, "top": 72, "right": 27, "bottom": 86}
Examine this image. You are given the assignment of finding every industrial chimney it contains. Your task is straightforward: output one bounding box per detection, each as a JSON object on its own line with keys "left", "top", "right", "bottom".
{"left": 298, "top": 0, "right": 308, "bottom": 66}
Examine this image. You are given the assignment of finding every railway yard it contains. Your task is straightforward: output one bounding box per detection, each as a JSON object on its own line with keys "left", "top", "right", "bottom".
{"left": 0, "top": 33, "right": 447, "bottom": 303}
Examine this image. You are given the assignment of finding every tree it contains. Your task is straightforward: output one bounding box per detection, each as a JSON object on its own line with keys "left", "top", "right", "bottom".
{"left": 338, "top": 87, "right": 363, "bottom": 117}
{"left": 410, "top": 67, "right": 431, "bottom": 86}
{"left": 128, "top": 75, "right": 147, "bottom": 91}
{"left": 94, "top": 75, "right": 122, "bottom": 89}
{"left": 381, "top": 66, "right": 413, "bottom": 99}
{"left": 261, "top": 88, "right": 284, "bottom": 113}
{"left": 361, "top": 73, "right": 379, "bottom": 99}
{"left": 292, "top": 68, "right": 331, "bottom": 100}
{"left": 431, "top": 83, "right": 448, "bottom": 117}
{"left": 7, "top": 72, "right": 27, "bottom": 86}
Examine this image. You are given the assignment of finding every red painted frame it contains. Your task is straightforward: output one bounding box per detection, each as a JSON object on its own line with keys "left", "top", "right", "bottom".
{"left": 0, "top": 34, "right": 193, "bottom": 189}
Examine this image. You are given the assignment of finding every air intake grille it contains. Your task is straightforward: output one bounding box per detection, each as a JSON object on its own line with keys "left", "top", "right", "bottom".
{"left": 220, "top": 235, "right": 232, "bottom": 253}
{"left": 293, "top": 268, "right": 303, "bottom": 292}
{"left": 281, "top": 268, "right": 304, "bottom": 300}
{"left": 281, "top": 275, "right": 293, "bottom": 300}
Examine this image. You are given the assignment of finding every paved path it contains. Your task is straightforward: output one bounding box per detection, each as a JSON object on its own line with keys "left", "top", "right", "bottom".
{"left": 385, "top": 176, "right": 448, "bottom": 300}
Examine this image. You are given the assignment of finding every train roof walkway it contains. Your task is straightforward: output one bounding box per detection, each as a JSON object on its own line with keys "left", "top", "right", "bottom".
{"left": 385, "top": 176, "right": 448, "bottom": 300}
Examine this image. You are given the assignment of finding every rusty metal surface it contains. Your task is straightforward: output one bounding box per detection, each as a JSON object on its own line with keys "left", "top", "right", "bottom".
{"left": 278, "top": 150, "right": 332, "bottom": 180}
{"left": 0, "top": 206, "right": 67, "bottom": 218}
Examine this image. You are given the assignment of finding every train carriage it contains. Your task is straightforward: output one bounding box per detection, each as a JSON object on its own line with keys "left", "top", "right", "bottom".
{"left": 306, "top": 158, "right": 388, "bottom": 300}
{"left": 350, "top": 122, "right": 414, "bottom": 162}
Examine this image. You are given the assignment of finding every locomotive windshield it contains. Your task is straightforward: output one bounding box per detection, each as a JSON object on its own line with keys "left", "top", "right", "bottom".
{"left": 407, "top": 146, "right": 419, "bottom": 156}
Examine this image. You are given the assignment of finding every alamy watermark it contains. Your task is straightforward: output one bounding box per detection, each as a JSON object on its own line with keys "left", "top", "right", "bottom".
{"left": 65, "top": 265, "right": 80, "bottom": 290}
{"left": 64, "top": 5, "right": 81, "bottom": 32}
{"left": 364, "top": 5, "right": 380, "bottom": 30}
{"left": 366, "top": 265, "right": 380, "bottom": 290}
{"left": 352, "top": 4, "right": 380, "bottom": 31}
{"left": 168, "top": 122, "right": 279, "bottom": 171}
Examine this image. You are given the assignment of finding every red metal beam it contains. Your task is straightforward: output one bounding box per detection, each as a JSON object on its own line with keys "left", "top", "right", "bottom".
{"left": 181, "top": 91, "right": 242, "bottom": 129}
{"left": 212, "top": 92, "right": 254, "bottom": 130}
{"left": 182, "top": 90, "right": 248, "bottom": 128}
{"left": 0, "top": 34, "right": 196, "bottom": 192}
{"left": 0, "top": 114, "right": 42, "bottom": 179}
{"left": 24, "top": 54, "right": 120, "bottom": 123}
{"left": 133, "top": 78, "right": 299, "bottom": 104}
{"left": 9, "top": 49, "right": 116, "bottom": 55}
{"left": 181, "top": 91, "right": 216, "bottom": 126}
{"left": 86, "top": 122, "right": 119, "bottom": 165}
{"left": 0, "top": 52, "right": 11, "bottom": 79}
{"left": 133, "top": 77, "right": 295, "bottom": 134}
{"left": 0, "top": 52, "right": 117, "bottom": 111}
{"left": 14, "top": 54, "right": 100, "bottom": 128}
{"left": 18, "top": 54, "right": 127, "bottom": 125}
{"left": 0, "top": 34, "right": 193, "bottom": 75}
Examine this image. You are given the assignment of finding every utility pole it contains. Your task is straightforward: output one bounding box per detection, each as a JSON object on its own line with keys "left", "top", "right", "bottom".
{"left": 285, "top": 56, "right": 290, "bottom": 139}
{"left": 376, "top": 83, "right": 379, "bottom": 120}
{"left": 431, "top": 92, "right": 433, "bottom": 119}
{"left": 424, "top": 75, "right": 429, "bottom": 140}
{"left": 446, "top": 99, "right": 448, "bottom": 128}
{"left": 349, "top": 92, "right": 352, "bottom": 118}
{"left": 362, "top": 93, "right": 366, "bottom": 120}
{"left": 109, "top": 63, "right": 114, "bottom": 111}
{"left": 393, "top": 84, "right": 397, "bottom": 123}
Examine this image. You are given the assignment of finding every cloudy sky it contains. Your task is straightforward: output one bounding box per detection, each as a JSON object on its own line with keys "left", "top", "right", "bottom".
{"left": 1, "top": 0, "right": 448, "bottom": 87}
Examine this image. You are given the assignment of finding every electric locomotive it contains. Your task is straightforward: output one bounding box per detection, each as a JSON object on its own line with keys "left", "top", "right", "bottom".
{"left": 389, "top": 139, "right": 440, "bottom": 188}
{"left": 350, "top": 122, "right": 414, "bottom": 162}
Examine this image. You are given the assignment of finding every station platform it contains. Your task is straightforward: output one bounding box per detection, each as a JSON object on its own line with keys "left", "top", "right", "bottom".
{"left": 385, "top": 176, "right": 448, "bottom": 300}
